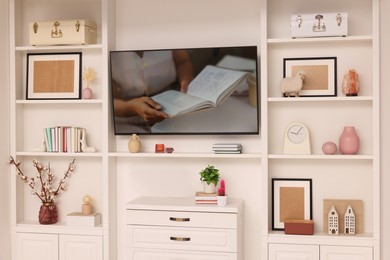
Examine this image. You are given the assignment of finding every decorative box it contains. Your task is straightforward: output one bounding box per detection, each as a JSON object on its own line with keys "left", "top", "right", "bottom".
{"left": 29, "top": 19, "right": 97, "bottom": 46}
{"left": 290, "top": 13, "right": 348, "bottom": 38}
{"left": 66, "top": 212, "right": 101, "bottom": 227}
{"left": 284, "top": 219, "right": 314, "bottom": 235}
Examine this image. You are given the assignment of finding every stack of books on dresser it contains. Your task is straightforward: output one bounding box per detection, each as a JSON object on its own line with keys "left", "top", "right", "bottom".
{"left": 195, "top": 191, "right": 217, "bottom": 204}
{"left": 212, "top": 143, "right": 242, "bottom": 154}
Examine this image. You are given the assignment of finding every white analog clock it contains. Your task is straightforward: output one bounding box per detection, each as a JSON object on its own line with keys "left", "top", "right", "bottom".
{"left": 283, "top": 122, "right": 311, "bottom": 154}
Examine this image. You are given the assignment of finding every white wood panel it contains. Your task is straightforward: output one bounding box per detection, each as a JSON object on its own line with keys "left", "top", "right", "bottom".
{"left": 16, "top": 233, "right": 58, "bottom": 260}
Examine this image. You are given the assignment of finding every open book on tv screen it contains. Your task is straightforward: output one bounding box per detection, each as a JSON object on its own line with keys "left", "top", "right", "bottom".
{"left": 110, "top": 45, "right": 259, "bottom": 135}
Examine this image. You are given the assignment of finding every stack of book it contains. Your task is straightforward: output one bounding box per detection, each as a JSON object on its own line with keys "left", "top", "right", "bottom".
{"left": 195, "top": 191, "right": 217, "bottom": 204}
{"left": 212, "top": 143, "right": 242, "bottom": 154}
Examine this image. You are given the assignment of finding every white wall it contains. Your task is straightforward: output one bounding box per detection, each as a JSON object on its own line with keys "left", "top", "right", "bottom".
{"left": 380, "top": 1, "right": 390, "bottom": 259}
{"left": 0, "top": 0, "right": 11, "bottom": 259}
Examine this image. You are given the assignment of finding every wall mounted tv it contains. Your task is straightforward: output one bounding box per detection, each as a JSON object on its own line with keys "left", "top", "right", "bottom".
{"left": 110, "top": 45, "right": 259, "bottom": 135}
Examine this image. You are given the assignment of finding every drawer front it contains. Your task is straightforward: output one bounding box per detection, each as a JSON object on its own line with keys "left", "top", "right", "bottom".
{"left": 128, "top": 248, "right": 237, "bottom": 260}
{"left": 126, "top": 209, "right": 237, "bottom": 229}
{"left": 126, "top": 226, "right": 237, "bottom": 252}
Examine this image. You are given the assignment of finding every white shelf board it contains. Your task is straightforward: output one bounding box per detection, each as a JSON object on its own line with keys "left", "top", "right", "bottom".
{"left": 268, "top": 96, "right": 374, "bottom": 102}
{"left": 14, "top": 44, "right": 103, "bottom": 52}
{"left": 268, "top": 154, "right": 373, "bottom": 160}
{"left": 16, "top": 99, "right": 103, "bottom": 105}
{"left": 267, "top": 35, "right": 373, "bottom": 46}
{"left": 109, "top": 152, "right": 262, "bottom": 159}
{"left": 15, "top": 221, "right": 104, "bottom": 236}
{"left": 268, "top": 231, "right": 374, "bottom": 247}
{"left": 16, "top": 151, "right": 103, "bottom": 157}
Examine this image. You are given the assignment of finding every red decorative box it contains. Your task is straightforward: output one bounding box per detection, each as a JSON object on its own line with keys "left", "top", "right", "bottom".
{"left": 284, "top": 219, "right": 314, "bottom": 235}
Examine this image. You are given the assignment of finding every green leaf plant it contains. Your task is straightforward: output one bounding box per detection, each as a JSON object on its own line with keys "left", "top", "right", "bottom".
{"left": 199, "top": 165, "right": 220, "bottom": 185}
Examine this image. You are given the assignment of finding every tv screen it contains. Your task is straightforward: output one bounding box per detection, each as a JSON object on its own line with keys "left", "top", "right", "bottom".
{"left": 110, "top": 46, "right": 259, "bottom": 135}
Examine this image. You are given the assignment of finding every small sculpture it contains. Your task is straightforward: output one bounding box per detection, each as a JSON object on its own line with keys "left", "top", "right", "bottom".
{"left": 342, "top": 69, "right": 359, "bottom": 96}
{"left": 328, "top": 205, "right": 339, "bottom": 235}
{"left": 344, "top": 205, "right": 356, "bottom": 235}
{"left": 82, "top": 195, "right": 93, "bottom": 215}
{"left": 280, "top": 70, "right": 306, "bottom": 97}
{"left": 80, "top": 128, "right": 96, "bottom": 152}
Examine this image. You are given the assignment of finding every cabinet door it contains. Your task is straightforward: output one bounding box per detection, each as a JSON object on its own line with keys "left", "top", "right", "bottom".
{"left": 269, "top": 244, "right": 319, "bottom": 260}
{"left": 16, "top": 233, "right": 59, "bottom": 260}
{"left": 320, "top": 246, "right": 372, "bottom": 260}
{"left": 59, "top": 235, "right": 102, "bottom": 260}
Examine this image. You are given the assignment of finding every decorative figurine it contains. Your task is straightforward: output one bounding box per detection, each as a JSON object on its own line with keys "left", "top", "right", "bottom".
{"left": 82, "top": 195, "right": 93, "bottom": 215}
{"left": 342, "top": 69, "right": 359, "bottom": 96}
{"left": 328, "top": 205, "right": 339, "bottom": 235}
{"left": 80, "top": 128, "right": 96, "bottom": 152}
{"left": 165, "top": 147, "right": 174, "bottom": 153}
{"left": 344, "top": 205, "right": 356, "bottom": 235}
{"left": 280, "top": 70, "right": 306, "bottom": 97}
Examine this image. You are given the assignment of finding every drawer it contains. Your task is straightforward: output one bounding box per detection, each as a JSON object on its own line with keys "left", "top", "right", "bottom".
{"left": 128, "top": 248, "right": 237, "bottom": 260}
{"left": 126, "top": 225, "right": 237, "bottom": 252}
{"left": 126, "top": 209, "right": 237, "bottom": 229}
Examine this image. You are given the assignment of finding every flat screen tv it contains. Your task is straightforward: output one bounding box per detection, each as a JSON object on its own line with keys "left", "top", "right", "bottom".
{"left": 109, "top": 45, "right": 259, "bottom": 135}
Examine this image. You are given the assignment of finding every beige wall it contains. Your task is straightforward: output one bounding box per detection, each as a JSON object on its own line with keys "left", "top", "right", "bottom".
{"left": 380, "top": 0, "right": 389, "bottom": 259}
{"left": 0, "top": 0, "right": 10, "bottom": 259}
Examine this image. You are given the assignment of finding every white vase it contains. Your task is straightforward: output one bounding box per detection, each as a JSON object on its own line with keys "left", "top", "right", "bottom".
{"left": 203, "top": 182, "right": 216, "bottom": 193}
{"left": 217, "top": 195, "right": 228, "bottom": 206}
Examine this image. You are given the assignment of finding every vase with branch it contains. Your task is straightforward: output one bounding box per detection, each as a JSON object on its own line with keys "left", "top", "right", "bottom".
{"left": 9, "top": 156, "right": 76, "bottom": 224}
{"left": 82, "top": 66, "right": 95, "bottom": 99}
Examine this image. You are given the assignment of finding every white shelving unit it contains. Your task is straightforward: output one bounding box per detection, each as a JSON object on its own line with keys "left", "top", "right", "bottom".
{"left": 261, "top": 0, "right": 380, "bottom": 259}
{"left": 8, "top": 0, "right": 116, "bottom": 259}
{"left": 8, "top": 0, "right": 380, "bottom": 259}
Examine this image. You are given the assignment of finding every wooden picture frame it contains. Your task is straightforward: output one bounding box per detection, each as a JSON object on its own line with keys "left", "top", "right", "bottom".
{"left": 283, "top": 57, "right": 337, "bottom": 97}
{"left": 272, "top": 178, "right": 313, "bottom": 230}
{"left": 26, "top": 52, "right": 82, "bottom": 99}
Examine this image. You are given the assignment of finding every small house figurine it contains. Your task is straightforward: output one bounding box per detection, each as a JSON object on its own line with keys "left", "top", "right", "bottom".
{"left": 344, "top": 205, "right": 356, "bottom": 235}
{"left": 328, "top": 205, "right": 339, "bottom": 235}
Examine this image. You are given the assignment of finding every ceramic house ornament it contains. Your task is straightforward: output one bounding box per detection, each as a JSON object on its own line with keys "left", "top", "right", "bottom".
{"left": 328, "top": 205, "right": 339, "bottom": 235}
{"left": 344, "top": 205, "right": 356, "bottom": 235}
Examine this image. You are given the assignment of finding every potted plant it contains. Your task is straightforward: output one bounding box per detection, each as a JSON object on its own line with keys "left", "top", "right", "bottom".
{"left": 199, "top": 165, "right": 220, "bottom": 193}
{"left": 217, "top": 179, "right": 228, "bottom": 206}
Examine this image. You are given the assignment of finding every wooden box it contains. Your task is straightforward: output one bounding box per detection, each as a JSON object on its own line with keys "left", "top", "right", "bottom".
{"left": 29, "top": 19, "right": 97, "bottom": 46}
{"left": 290, "top": 13, "right": 348, "bottom": 38}
{"left": 284, "top": 219, "right": 314, "bottom": 235}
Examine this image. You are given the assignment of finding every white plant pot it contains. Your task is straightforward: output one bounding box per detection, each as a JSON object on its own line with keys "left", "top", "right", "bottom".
{"left": 217, "top": 195, "right": 228, "bottom": 206}
{"left": 203, "top": 182, "right": 217, "bottom": 193}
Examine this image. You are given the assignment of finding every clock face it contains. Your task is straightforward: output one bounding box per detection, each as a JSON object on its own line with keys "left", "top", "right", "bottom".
{"left": 287, "top": 124, "right": 307, "bottom": 144}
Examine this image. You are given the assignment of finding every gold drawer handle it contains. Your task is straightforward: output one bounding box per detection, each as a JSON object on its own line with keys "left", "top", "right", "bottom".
{"left": 170, "top": 236, "right": 191, "bottom": 242}
{"left": 169, "top": 217, "right": 190, "bottom": 222}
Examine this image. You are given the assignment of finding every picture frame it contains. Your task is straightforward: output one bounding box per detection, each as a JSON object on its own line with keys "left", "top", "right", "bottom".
{"left": 272, "top": 178, "right": 313, "bottom": 230}
{"left": 26, "top": 52, "right": 82, "bottom": 100}
{"left": 283, "top": 57, "right": 337, "bottom": 97}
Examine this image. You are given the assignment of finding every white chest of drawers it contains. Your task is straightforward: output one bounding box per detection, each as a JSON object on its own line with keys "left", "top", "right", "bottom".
{"left": 125, "top": 196, "right": 244, "bottom": 260}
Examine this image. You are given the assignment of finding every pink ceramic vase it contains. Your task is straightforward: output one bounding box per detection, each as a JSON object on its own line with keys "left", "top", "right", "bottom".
{"left": 82, "top": 86, "right": 93, "bottom": 99}
{"left": 339, "top": 126, "right": 360, "bottom": 155}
